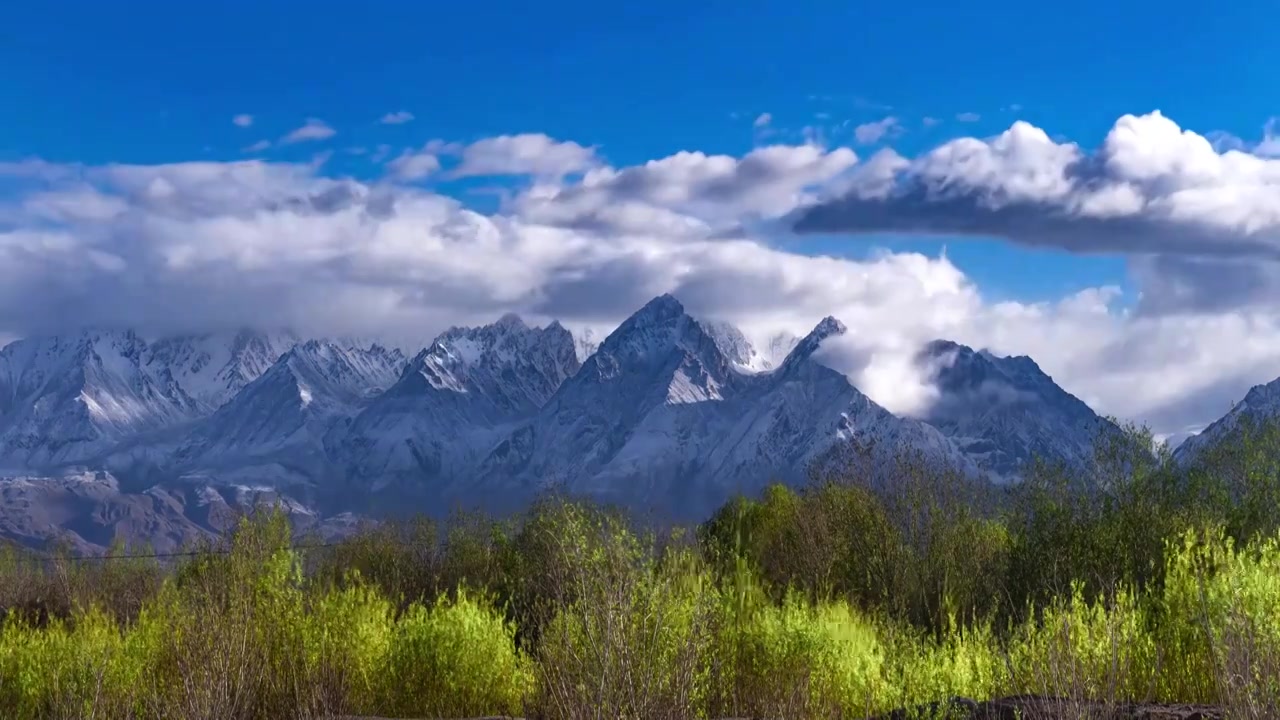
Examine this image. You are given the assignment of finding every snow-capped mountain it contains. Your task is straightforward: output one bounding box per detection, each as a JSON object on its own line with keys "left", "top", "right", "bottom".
{"left": 1173, "top": 376, "right": 1280, "bottom": 465}
{"left": 701, "top": 320, "right": 774, "bottom": 373}
{"left": 150, "top": 330, "right": 299, "bottom": 411}
{"left": 330, "top": 315, "right": 580, "bottom": 499}
{"left": 174, "top": 340, "right": 406, "bottom": 467}
{"left": 569, "top": 326, "right": 603, "bottom": 363}
{"left": 0, "top": 330, "right": 300, "bottom": 469}
{"left": 0, "top": 332, "right": 201, "bottom": 467}
{"left": 916, "top": 340, "right": 1122, "bottom": 479}
{"left": 473, "top": 296, "right": 977, "bottom": 518}
{"left": 0, "top": 296, "right": 1132, "bottom": 548}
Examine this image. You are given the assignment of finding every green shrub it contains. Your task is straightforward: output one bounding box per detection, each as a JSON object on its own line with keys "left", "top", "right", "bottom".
{"left": 303, "top": 580, "right": 395, "bottom": 713}
{"left": 531, "top": 511, "right": 713, "bottom": 719}
{"left": 708, "top": 571, "right": 885, "bottom": 719}
{"left": 0, "top": 607, "right": 133, "bottom": 720}
{"left": 881, "top": 618, "right": 1006, "bottom": 713}
{"left": 1006, "top": 582, "right": 1157, "bottom": 703}
{"left": 1155, "top": 528, "right": 1280, "bottom": 708}
{"left": 379, "top": 589, "right": 531, "bottom": 717}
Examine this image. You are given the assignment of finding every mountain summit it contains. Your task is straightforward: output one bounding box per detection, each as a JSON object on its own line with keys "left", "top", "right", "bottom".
{"left": 916, "top": 339, "right": 1121, "bottom": 479}
{"left": 473, "top": 305, "right": 975, "bottom": 518}
{"left": 1173, "top": 375, "right": 1280, "bottom": 465}
{"left": 0, "top": 297, "right": 1120, "bottom": 548}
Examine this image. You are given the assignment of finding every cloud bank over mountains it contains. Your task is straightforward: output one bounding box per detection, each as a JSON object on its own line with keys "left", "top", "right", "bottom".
{"left": 3, "top": 111, "right": 1280, "bottom": 440}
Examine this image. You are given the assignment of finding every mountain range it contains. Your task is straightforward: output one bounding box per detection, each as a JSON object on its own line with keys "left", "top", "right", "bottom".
{"left": 0, "top": 294, "right": 1183, "bottom": 551}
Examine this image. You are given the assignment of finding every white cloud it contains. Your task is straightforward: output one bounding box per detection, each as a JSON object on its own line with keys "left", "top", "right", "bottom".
{"left": 232, "top": 114, "right": 254, "bottom": 128}
{"left": 281, "top": 118, "right": 336, "bottom": 144}
{"left": 386, "top": 149, "right": 441, "bottom": 180}
{"left": 1206, "top": 130, "right": 1246, "bottom": 153}
{"left": 853, "top": 116, "right": 901, "bottom": 145}
{"left": 7, "top": 116, "right": 1280, "bottom": 439}
{"left": 380, "top": 111, "right": 415, "bottom": 125}
{"left": 513, "top": 143, "right": 858, "bottom": 235}
{"left": 956, "top": 112, "right": 981, "bottom": 122}
{"left": 1257, "top": 118, "right": 1280, "bottom": 158}
{"left": 922, "top": 116, "right": 941, "bottom": 128}
{"left": 453, "top": 134, "right": 598, "bottom": 178}
{"left": 243, "top": 140, "right": 271, "bottom": 153}
{"left": 796, "top": 111, "right": 1280, "bottom": 264}
{"left": 754, "top": 113, "right": 772, "bottom": 128}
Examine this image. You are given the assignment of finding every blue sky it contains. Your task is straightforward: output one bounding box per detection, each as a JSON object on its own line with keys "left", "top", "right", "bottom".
{"left": 4, "top": 0, "right": 1280, "bottom": 434}
{"left": 4, "top": 2, "right": 1274, "bottom": 302}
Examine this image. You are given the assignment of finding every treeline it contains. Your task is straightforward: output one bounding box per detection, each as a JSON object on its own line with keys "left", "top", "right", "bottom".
{"left": 3, "top": 417, "right": 1280, "bottom": 718}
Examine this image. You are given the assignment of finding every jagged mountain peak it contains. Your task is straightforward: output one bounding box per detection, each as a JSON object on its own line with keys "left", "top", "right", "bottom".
{"left": 916, "top": 337, "right": 1119, "bottom": 479}
{"left": 812, "top": 315, "right": 848, "bottom": 338}
{"left": 492, "top": 312, "right": 528, "bottom": 331}
{"left": 405, "top": 315, "right": 577, "bottom": 394}
{"left": 634, "top": 293, "right": 685, "bottom": 320}
{"left": 699, "top": 320, "right": 767, "bottom": 373}
{"left": 1173, "top": 375, "right": 1280, "bottom": 464}
{"left": 0, "top": 299, "right": 1137, "bottom": 545}
{"left": 781, "top": 315, "right": 849, "bottom": 369}
{"left": 172, "top": 339, "right": 406, "bottom": 469}
{"left": 602, "top": 295, "right": 698, "bottom": 347}
{"left": 919, "top": 340, "right": 1063, "bottom": 399}
{"left": 150, "top": 330, "right": 299, "bottom": 410}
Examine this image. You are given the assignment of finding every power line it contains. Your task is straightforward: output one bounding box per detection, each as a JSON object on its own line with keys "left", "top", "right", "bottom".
{"left": 2, "top": 540, "right": 395, "bottom": 563}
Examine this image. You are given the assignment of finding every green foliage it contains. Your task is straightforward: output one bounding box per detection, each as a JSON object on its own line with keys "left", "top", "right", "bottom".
{"left": 531, "top": 503, "right": 714, "bottom": 719}
{"left": 879, "top": 619, "right": 1006, "bottom": 712}
{"left": 1005, "top": 583, "right": 1157, "bottom": 702}
{"left": 709, "top": 583, "right": 885, "bottom": 719}
{"left": 9, "top": 417, "right": 1280, "bottom": 717}
{"left": 378, "top": 590, "right": 531, "bottom": 717}
{"left": 0, "top": 608, "right": 133, "bottom": 720}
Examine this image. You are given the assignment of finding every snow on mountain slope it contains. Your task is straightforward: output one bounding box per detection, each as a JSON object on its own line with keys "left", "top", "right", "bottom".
{"left": 332, "top": 315, "right": 580, "bottom": 493}
{"left": 700, "top": 320, "right": 777, "bottom": 373}
{"left": 569, "top": 326, "right": 603, "bottom": 363}
{"left": 150, "top": 330, "right": 299, "bottom": 410}
{"left": 699, "top": 317, "right": 977, "bottom": 501}
{"left": 0, "top": 332, "right": 202, "bottom": 467}
{"left": 174, "top": 340, "right": 406, "bottom": 468}
{"left": 1173, "top": 376, "right": 1280, "bottom": 465}
{"left": 916, "top": 340, "right": 1123, "bottom": 480}
{"left": 0, "top": 297, "right": 1142, "bottom": 546}
{"left": 476, "top": 296, "right": 976, "bottom": 518}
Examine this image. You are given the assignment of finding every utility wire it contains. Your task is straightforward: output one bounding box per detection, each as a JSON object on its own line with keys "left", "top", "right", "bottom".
{"left": 1, "top": 539, "right": 394, "bottom": 563}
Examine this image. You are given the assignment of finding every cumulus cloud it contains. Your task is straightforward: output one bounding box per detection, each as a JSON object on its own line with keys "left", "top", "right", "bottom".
{"left": 854, "top": 116, "right": 901, "bottom": 145}
{"left": 386, "top": 149, "right": 440, "bottom": 181}
{"left": 281, "top": 118, "right": 336, "bottom": 144}
{"left": 814, "top": 332, "right": 945, "bottom": 417}
{"left": 794, "top": 111, "right": 1280, "bottom": 265}
{"left": 754, "top": 113, "right": 772, "bottom": 128}
{"left": 380, "top": 111, "right": 415, "bottom": 125}
{"left": 1258, "top": 118, "right": 1280, "bottom": 158}
{"left": 513, "top": 143, "right": 858, "bottom": 235}
{"left": 7, "top": 116, "right": 1280, "bottom": 440}
{"left": 452, "top": 134, "right": 598, "bottom": 178}
{"left": 232, "top": 114, "right": 254, "bottom": 128}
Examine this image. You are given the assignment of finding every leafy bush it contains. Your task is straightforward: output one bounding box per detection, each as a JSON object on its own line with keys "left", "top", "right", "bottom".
{"left": 0, "top": 607, "right": 133, "bottom": 720}
{"left": 10, "top": 418, "right": 1280, "bottom": 717}
{"left": 378, "top": 590, "right": 531, "bottom": 717}
{"left": 530, "top": 508, "right": 713, "bottom": 719}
